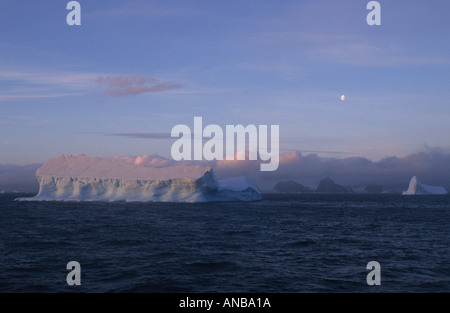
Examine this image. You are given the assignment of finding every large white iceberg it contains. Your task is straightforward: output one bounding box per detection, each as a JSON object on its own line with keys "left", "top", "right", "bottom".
{"left": 17, "top": 154, "right": 262, "bottom": 202}
{"left": 402, "top": 176, "right": 447, "bottom": 195}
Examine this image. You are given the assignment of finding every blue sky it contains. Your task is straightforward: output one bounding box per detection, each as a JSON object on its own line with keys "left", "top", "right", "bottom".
{"left": 1, "top": 0, "right": 450, "bottom": 165}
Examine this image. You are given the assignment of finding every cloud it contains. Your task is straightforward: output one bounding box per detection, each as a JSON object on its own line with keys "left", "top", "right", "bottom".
{"left": 309, "top": 40, "right": 450, "bottom": 67}
{"left": 253, "top": 26, "right": 450, "bottom": 68}
{"left": 88, "top": 132, "right": 172, "bottom": 140}
{"left": 0, "top": 70, "right": 100, "bottom": 101}
{"left": 133, "top": 154, "right": 173, "bottom": 168}
{"left": 280, "top": 148, "right": 352, "bottom": 155}
{"left": 111, "top": 148, "right": 450, "bottom": 193}
{"left": 0, "top": 70, "right": 98, "bottom": 89}
{"left": 0, "top": 93, "right": 78, "bottom": 101}
{"left": 3, "top": 148, "right": 450, "bottom": 193}
{"left": 0, "top": 70, "right": 182, "bottom": 101}
{"left": 97, "top": 75, "right": 182, "bottom": 97}
{"left": 0, "top": 164, "right": 40, "bottom": 192}
{"left": 246, "top": 148, "right": 450, "bottom": 191}
{"left": 190, "top": 147, "right": 450, "bottom": 192}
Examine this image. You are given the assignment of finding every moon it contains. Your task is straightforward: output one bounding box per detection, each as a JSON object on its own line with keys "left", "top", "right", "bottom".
{"left": 340, "top": 95, "right": 345, "bottom": 101}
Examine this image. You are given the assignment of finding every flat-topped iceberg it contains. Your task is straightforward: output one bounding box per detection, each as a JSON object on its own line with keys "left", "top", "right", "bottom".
{"left": 402, "top": 176, "right": 447, "bottom": 195}
{"left": 17, "top": 154, "right": 262, "bottom": 202}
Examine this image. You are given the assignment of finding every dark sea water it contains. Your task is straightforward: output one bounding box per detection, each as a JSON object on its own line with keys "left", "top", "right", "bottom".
{"left": 1, "top": 193, "right": 449, "bottom": 293}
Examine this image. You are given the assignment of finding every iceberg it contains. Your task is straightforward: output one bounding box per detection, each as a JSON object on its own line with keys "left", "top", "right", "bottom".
{"left": 402, "top": 176, "right": 447, "bottom": 195}
{"left": 215, "top": 176, "right": 262, "bottom": 201}
{"left": 17, "top": 154, "right": 262, "bottom": 202}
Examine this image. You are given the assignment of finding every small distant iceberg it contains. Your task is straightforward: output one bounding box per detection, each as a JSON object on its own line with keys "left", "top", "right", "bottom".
{"left": 16, "top": 154, "right": 262, "bottom": 202}
{"left": 402, "top": 176, "right": 447, "bottom": 195}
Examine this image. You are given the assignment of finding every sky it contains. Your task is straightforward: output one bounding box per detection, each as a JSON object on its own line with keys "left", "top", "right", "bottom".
{"left": 1, "top": 0, "right": 450, "bottom": 190}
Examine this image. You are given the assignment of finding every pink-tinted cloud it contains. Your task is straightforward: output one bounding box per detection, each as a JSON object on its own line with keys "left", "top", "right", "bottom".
{"left": 133, "top": 154, "right": 173, "bottom": 168}
{"left": 97, "top": 74, "right": 181, "bottom": 97}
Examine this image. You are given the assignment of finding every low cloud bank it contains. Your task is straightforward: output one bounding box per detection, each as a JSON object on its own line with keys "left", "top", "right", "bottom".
{"left": 2, "top": 148, "right": 450, "bottom": 193}
{"left": 0, "top": 164, "right": 41, "bottom": 192}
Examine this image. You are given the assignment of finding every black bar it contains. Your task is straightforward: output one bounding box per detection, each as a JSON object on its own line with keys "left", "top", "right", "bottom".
{"left": 1, "top": 293, "right": 446, "bottom": 312}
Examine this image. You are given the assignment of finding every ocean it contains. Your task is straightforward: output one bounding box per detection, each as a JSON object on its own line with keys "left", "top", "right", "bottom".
{"left": 1, "top": 193, "right": 449, "bottom": 293}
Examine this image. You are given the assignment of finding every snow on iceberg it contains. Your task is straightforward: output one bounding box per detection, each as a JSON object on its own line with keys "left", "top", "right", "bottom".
{"left": 17, "top": 154, "right": 262, "bottom": 202}
{"left": 402, "top": 176, "right": 447, "bottom": 195}
{"left": 216, "top": 176, "right": 262, "bottom": 202}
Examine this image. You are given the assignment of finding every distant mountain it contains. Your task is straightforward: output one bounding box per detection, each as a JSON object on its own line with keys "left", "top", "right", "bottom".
{"left": 365, "top": 183, "right": 383, "bottom": 194}
{"left": 274, "top": 180, "right": 312, "bottom": 193}
{"left": 316, "top": 177, "right": 351, "bottom": 193}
